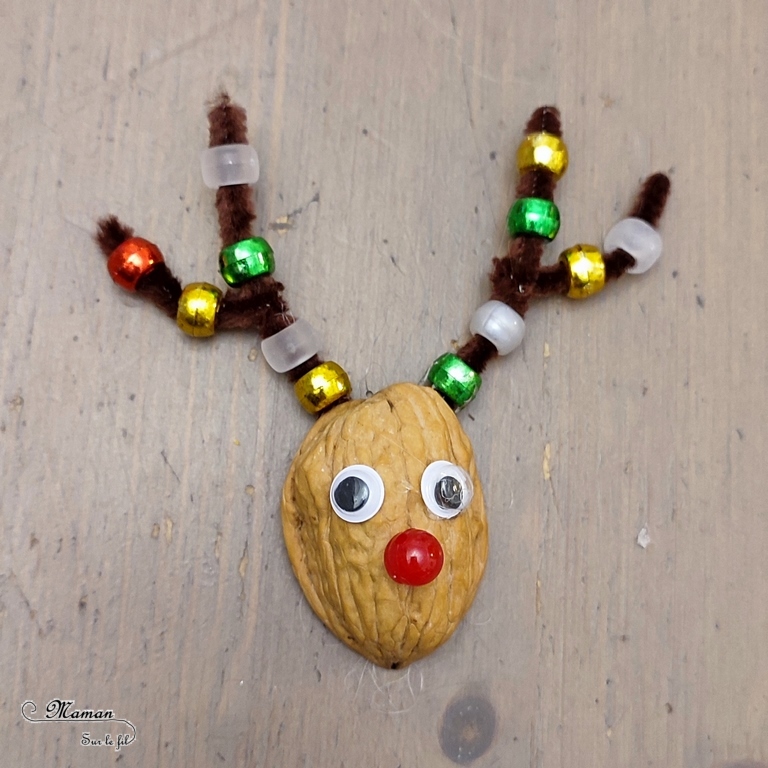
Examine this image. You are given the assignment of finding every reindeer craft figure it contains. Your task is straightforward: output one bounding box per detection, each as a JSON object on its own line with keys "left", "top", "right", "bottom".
{"left": 96, "top": 95, "right": 670, "bottom": 669}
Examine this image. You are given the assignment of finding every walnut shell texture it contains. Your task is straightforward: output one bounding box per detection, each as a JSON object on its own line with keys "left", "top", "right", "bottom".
{"left": 281, "top": 382, "right": 488, "bottom": 668}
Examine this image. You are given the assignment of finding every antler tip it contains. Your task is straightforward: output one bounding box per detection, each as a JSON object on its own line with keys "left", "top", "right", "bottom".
{"left": 95, "top": 215, "right": 134, "bottom": 257}
{"left": 207, "top": 91, "right": 248, "bottom": 147}
{"left": 526, "top": 106, "right": 562, "bottom": 137}
{"left": 630, "top": 172, "right": 671, "bottom": 226}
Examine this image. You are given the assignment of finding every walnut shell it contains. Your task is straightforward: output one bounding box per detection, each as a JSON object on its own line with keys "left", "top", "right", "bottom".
{"left": 281, "top": 382, "right": 488, "bottom": 668}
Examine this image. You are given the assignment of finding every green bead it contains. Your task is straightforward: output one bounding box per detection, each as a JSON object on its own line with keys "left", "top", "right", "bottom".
{"left": 426, "top": 353, "right": 482, "bottom": 409}
{"left": 219, "top": 237, "right": 275, "bottom": 286}
{"left": 507, "top": 197, "right": 560, "bottom": 241}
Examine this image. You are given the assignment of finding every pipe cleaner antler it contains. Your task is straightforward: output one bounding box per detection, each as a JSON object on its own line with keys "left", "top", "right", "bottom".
{"left": 425, "top": 106, "right": 670, "bottom": 401}
{"left": 96, "top": 94, "right": 332, "bottom": 392}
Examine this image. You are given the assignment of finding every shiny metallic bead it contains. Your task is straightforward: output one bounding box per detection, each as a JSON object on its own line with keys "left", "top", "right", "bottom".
{"left": 507, "top": 197, "right": 560, "bottom": 240}
{"left": 294, "top": 362, "right": 352, "bottom": 415}
{"left": 603, "top": 217, "right": 663, "bottom": 274}
{"left": 107, "top": 237, "right": 164, "bottom": 291}
{"left": 219, "top": 237, "right": 275, "bottom": 286}
{"left": 176, "top": 282, "right": 222, "bottom": 337}
{"left": 261, "top": 318, "right": 321, "bottom": 373}
{"left": 200, "top": 144, "right": 260, "bottom": 188}
{"left": 426, "top": 353, "right": 482, "bottom": 409}
{"left": 469, "top": 300, "right": 525, "bottom": 355}
{"left": 517, "top": 132, "right": 569, "bottom": 178}
{"left": 559, "top": 245, "right": 606, "bottom": 299}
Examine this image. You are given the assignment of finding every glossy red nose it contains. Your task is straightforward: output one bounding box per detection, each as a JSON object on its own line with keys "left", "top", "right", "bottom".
{"left": 384, "top": 529, "right": 444, "bottom": 586}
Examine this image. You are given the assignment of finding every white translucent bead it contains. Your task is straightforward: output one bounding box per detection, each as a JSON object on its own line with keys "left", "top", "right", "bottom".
{"left": 261, "top": 319, "right": 320, "bottom": 373}
{"left": 469, "top": 300, "right": 525, "bottom": 356}
{"left": 603, "top": 217, "right": 662, "bottom": 274}
{"left": 200, "top": 144, "right": 260, "bottom": 188}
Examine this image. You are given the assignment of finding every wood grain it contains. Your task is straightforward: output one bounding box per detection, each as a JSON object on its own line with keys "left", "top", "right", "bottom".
{"left": 1, "top": 0, "right": 766, "bottom": 765}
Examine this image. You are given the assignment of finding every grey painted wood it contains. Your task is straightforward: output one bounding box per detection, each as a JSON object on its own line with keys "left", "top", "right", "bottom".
{"left": 2, "top": 0, "right": 766, "bottom": 765}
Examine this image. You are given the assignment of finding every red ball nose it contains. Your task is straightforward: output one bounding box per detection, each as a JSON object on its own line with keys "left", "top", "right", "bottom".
{"left": 384, "top": 529, "right": 444, "bottom": 586}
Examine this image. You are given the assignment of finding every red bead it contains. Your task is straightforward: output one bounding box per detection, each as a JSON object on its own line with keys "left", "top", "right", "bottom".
{"left": 384, "top": 529, "right": 444, "bottom": 586}
{"left": 107, "top": 237, "right": 164, "bottom": 291}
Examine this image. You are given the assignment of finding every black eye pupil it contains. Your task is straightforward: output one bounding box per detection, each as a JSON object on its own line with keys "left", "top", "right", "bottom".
{"left": 435, "top": 476, "right": 463, "bottom": 510}
{"left": 334, "top": 476, "right": 370, "bottom": 513}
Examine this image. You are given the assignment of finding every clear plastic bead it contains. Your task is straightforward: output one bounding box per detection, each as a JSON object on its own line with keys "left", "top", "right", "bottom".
{"left": 603, "top": 217, "right": 662, "bottom": 274}
{"left": 200, "top": 144, "right": 260, "bottom": 188}
{"left": 261, "top": 319, "right": 320, "bottom": 373}
{"left": 469, "top": 300, "right": 525, "bottom": 355}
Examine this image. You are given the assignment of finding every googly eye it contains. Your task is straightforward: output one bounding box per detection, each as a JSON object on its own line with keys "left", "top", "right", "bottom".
{"left": 330, "top": 465, "right": 385, "bottom": 523}
{"left": 421, "top": 461, "right": 473, "bottom": 519}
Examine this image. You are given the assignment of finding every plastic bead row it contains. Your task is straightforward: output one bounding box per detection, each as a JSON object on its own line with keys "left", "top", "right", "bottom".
{"left": 427, "top": 145, "right": 665, "bottom": 407}
{"left": 259, "top": 320, "right": 353, "bottom": 412}
{"left": 172, "top": 237, "right": 279, "bottom": 337}
{"left": 109, "top": 254, "right": 656, "bottom": 414}
{"left": 108, "top": 131, "right": 658, "bottom": 417}
{"left": 504, "top": 131, "right": 568, "bottom": 242}
{"left": 425, "top": 301, "right": 527, "bottom": 409}
{"left": 427, "top": 130, "right": 570, "bottom": 408}
{"left": 201, "top": 148, "right": 353, "bottom": 411}
{"left": 200, "top": 145, "right": 276, "bottom": 288}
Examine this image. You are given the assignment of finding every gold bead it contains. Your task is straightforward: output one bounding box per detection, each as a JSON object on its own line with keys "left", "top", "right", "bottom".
{"left": 177, "top": 282, "right": 222, "bottom": 337}
{"left": 294, "top": 362, "right": 352, "bottom": 415}
{"left": 517, "top": 132, "right": 569, "bottom": 178}
{"left": 559, "top": 245, "right": 606, "bottom": 299}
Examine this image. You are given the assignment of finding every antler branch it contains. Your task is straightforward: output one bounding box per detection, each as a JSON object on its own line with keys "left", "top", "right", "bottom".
{"left": 95, "top": 94, "right": 332, "bottom": 396}
{"left": 95, "top": 215, "right": 183, "bottom": 318}
{"left": 453, "top": 110, "right": 671, "bottom": 383}
{"left": 456, "top": 106, "right": 565, "bottom": 373}
{"left": 207, "top": 93, "right": 257, "bottom": 247}
{"left": 207, "top": 92, "right": 322, "bottom": 381}
{"left": 532, "top": 172, "right": 671, "bottom": 298}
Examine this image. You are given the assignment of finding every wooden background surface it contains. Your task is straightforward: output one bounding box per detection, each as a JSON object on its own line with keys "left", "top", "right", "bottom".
{"left": 2, "top": 0, "right": 767, "bottom": 766}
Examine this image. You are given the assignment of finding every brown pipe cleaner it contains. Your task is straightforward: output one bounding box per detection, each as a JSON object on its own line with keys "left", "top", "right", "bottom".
{"left": 456, "top": 106, "right": 564, "bottom": 373}
{"left": 207, "top": 94, "right": 257, "bottom": 247}
{"left": 95, "top": 93, "right": 325, "bottom": 387}
{"left": 532, "top": 172, "right": 671, "bottom": 297}
{"left": 456, "top": 110, "right": 671, "bottom": 375}
{"left": 206, "top": 93, "right": 323, "bottom": 382}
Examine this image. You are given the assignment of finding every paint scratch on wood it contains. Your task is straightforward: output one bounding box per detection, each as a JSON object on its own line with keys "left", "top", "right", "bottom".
{"left": 238, "top": 542, "right": 249, "bottom": 579}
